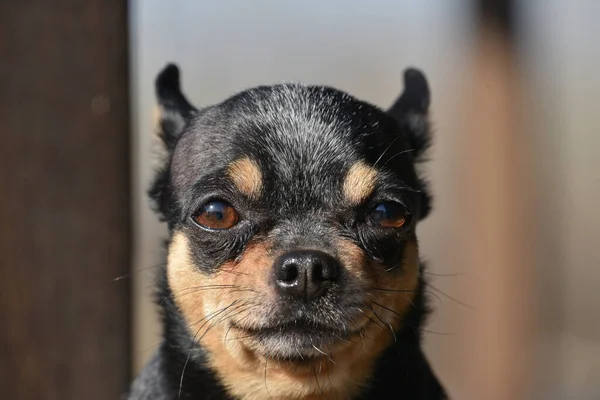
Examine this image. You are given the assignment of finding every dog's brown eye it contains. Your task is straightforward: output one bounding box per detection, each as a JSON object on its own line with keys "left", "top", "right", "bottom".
{"left": 369, "top": 202, "right": 407, "bottom": 228}
{"left": 193, "top": 201, "right": 239, "bottom": 230}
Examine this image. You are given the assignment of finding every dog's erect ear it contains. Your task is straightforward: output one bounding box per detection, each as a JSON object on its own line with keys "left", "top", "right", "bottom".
{"left": 388, "top": 68, "right": 433, "bottom": 220}
{"left": 387, "top": 68, "right": 431, "bottom": 160}
{"left": 154, "top": 63, "right": 197, "bottom": 150}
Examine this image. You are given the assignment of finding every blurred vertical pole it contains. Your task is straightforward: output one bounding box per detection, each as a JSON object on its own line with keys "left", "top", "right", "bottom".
{"left": 459, "top": 1, "right": 534, "bottom": 399}
{"left": 0, "top": 1, "right": 130, "bottom": 399}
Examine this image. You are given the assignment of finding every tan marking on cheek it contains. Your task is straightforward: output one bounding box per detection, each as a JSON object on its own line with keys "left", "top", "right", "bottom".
{"left": 343, "top": 161, "right": 378, "bottom": 205}
{"left": 167, "top": 233, "right": 419, "bottom": 400}
{"left": 369, "top": 240, "right": 420, "bottom": 332}
{"left": 228, "top": 157, "right": 263, "bottom": 199}
{"left": 167, "top": 232, "right": 214, "bottom": 328}
{"left": 168, "top": 232, "right": 275, "bottom": 334}
{"left": 336, "top": 239, "right": 369, "bottom": 279}
{"left": 323, "top": 239, "right": 421, "bottom": 392}
{"left": 168, "top": 236, "right": 298, "bottom": 399}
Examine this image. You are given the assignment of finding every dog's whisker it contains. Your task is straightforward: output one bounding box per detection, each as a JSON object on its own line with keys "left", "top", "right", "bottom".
{"left": 162, "top": 285, "right": 249, "bottom": 305}
{"left": 198, "top": 305, "right": 248, "bottom": 343}
{"left": 112, "top": 262, "right": 167, "bottom": 281}
{"left": 369, "top": 287, "right": 417, "bottom": 293}
{"left": 355, "top": 307, "right": 386, "bottom": 330}
{"left": 313, "top": 366, "right": 323, "bottom": 395}
{"left": 311, "top": 344, "right": 327, "bottom": 357}
{"left": 384, "top": 263, "right": 401, "bottom": 272}
{"left": 388, "top": 323, "right": 397, "bottom": 342}
{"left": 381, "top": 148, "right": 415, "bottom": 168}
{"left": 176, "top": 299, "right": 240, "bottom": 400}
{"left": 325, "top": 356, "right": 333, "bottom": 390}
{"left": 223, "top": 324, "right": 234, "bottom": 345}
{"left": 368, "top": 304, "right": 396, "bottom": 341}
{"left": 369, "top": 287, "right": 444, "bottom": 307}
{"left": 173, "top": 284, "right": 255, "bottom": 293}
{"left": 371, "top": 301, "right": 458, "bottom": 336}
{"left": 186, "top": 299, "right": 242, "bottom": 331}
{"left": 169, "top": 286, "right": 257, "bottom": 305}
{"left": 426, "top": 282, "right": 479, "bottom": 311}
{"left": 180, "top": 301, "right": 258, "bottom": 396}
{"left": 373, "top": 136, "right": 401, "bottom": 168}
{"left": 423, "top": 270, "right": 468, "bottom": 277}
{"left": 311, "top": 345, "right": 335, "bottom": 364}
{"left": 264, "top": 357, "right": 273, "bottom": 400}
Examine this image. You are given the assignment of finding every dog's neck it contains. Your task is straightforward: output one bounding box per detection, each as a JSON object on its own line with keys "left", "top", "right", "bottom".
{"left": 153, "top": 269, "right": 445, "bottom": 400}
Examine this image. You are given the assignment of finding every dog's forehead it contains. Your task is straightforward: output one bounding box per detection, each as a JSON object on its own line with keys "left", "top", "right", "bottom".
{"left": 231, "top": 85, "right": 362, "bottom": 187}
{"left": 171, "top": 84, "right": 401, "bottom": 204}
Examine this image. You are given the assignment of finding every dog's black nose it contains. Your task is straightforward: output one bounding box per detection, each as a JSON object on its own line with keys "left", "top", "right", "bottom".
{"left": 273, "top": 250, "right": 340, "bottom": 301}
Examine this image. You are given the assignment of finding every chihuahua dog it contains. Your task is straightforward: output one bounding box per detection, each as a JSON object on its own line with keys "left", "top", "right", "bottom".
{"left": 128, "top": 64, "right": 447, "bottom": 399}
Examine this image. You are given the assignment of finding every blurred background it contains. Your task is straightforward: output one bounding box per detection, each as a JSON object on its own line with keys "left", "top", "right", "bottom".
{"left": 1, "top": 1, "right": 599, "bottom": 399}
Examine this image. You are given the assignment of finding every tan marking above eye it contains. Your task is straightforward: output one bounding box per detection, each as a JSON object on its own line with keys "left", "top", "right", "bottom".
{"left": 343, "top": 161, "right": 378, "bottom": 204}
{"left": 227, "top": 157, "right": 263, "bottom": 199}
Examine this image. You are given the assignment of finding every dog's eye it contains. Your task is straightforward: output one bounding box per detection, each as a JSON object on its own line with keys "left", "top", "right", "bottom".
{"left": 368, "top": 202, "right": 408, "bottom": 228}
{"left": 193, "top": 201, "right": 239, "bottom": 230}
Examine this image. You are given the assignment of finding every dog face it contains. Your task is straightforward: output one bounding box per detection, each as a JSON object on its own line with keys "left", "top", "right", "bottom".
{"left": 151, "top": 65, "right": 432, "bottom": 398}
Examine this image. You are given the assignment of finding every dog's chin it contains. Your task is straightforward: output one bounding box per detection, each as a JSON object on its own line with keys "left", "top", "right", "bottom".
{"left": 230, "top": 320, "right": 363, "bottom": 361}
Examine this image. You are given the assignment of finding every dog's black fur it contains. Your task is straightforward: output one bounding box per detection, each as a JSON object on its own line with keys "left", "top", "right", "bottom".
{"left": 128, "top": 64, "right": 447, "bottom": 399}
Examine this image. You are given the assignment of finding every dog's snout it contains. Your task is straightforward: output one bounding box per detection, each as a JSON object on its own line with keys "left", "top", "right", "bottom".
{"left": 274, "top": 250, "right": 340, "bottom": 301}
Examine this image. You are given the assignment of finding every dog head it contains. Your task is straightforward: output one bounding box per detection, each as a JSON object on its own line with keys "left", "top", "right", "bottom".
{"left": 151, "top": 64, "right": 432, "bottom": 398}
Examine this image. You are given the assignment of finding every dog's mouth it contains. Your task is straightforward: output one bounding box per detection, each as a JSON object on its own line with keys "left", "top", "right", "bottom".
{"left": 230, "top": 318, "right": 365, "bottom": 361}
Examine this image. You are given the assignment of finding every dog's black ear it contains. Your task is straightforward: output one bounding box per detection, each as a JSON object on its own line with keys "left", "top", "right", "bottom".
{"left": 154, "top": 63, "right": 197, "bottom": 151}
{"left": 387, "top": 68, "right": 431, "bottom": 160}
{"left": 388, "top": 68, "right": 433, "bottom": 220}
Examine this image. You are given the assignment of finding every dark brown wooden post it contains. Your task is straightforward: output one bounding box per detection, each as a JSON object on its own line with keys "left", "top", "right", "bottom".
{"left": 0, "top": 2, "right": 131, "bottom": 399}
